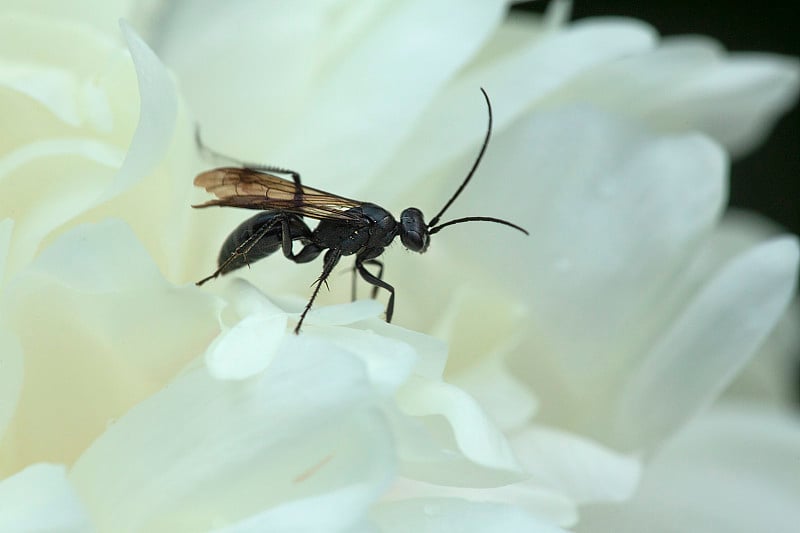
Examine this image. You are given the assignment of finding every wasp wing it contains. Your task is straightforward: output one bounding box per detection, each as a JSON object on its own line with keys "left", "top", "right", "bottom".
{"left": 192, "top": 167, "right": 363, "bottom": 221}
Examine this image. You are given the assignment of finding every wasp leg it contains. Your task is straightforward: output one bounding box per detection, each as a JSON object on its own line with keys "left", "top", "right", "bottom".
{"left": 279, "top": 221, "right": 323, "bottom": 265}
{"left": 351, "top": 265, "right": 357, "bottom": 302}
{"left": 295, "top": 248, "right": 342, "bottom": 334}
{"left": 352, "top": 260, "right": 384, "bottom": 300}
{"left": 292, "top": 243, "right": 325, "bottom": 264}
{"left": 196, "top": 215, "right": 283, "bottom": 286}
{"left": 356, "top": 258, "right": 395, "bottom": 322}
{"left": 364, "top": 260, "right": 384, "bottom": 299}
{"left": 194, "top": 125, "right": 303, "bottom": 187}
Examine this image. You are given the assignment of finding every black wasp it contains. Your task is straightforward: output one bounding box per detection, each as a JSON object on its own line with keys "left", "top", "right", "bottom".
{"left": 193, "top": 89, "right": 528, "bottom": 333}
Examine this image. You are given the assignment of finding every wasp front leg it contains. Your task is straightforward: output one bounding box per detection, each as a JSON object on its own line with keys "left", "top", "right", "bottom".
{"left": 295, "top": 248, "right": 343, "bottom": 334}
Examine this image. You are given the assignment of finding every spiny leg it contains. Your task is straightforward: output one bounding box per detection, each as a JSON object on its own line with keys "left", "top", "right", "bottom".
{"left": 194, "top": 126, "right": 303, "bottom": 187}
{"left": 295, "top": 249, "right": 342, "bottom": 334}
{"left": 356, "top": 260, "right": 395, "bottom": 322}
{"left": 196, "top": 216, "right": 282, "bottom": 286}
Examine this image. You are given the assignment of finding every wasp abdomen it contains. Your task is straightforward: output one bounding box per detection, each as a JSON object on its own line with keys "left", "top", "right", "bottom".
{"left": 218, "top": 212, "right": 309, "bottom": 273}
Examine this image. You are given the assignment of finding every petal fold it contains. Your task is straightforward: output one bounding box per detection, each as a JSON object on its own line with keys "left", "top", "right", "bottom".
{"left": 578, "top": 405, "right": 800, "bottom": 533}
{"left": 615, "top": 237, "right": 799, "bottom": 448}
{"left": 510, "top": 426, "right": 640, "bottom": 505}
{"left": 102, "top": 20, "right": 178, "bottom": 201}
{"left": 559, "top": 36, "right": 800, "bottom": 155}
{"left": 70, "top": 337, "right": 394, "bottom": 531}
{"left": 0, "top": 220, "right": 220, "bottom": 470}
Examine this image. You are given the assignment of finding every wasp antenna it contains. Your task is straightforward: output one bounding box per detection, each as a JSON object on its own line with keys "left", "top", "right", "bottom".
{"left": 428, "top": 88, "right": 493, "bottom": 229}
{"left": 429, "top": 216, "right": 528, "bottom": 236}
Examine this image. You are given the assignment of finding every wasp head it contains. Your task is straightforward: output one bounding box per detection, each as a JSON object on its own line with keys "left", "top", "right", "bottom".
{"left": 399, "top": 207, "right": 430, "bottom": 253}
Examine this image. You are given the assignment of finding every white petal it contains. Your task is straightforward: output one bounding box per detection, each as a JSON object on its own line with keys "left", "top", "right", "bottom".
{"left": 384, "top": 477, "right": 578, "bottom": 528}
{"left": 211, "top": 483, "right": 381, "bottom": 533}
{"left": 730, "top": 296, "right": 800, "bottom": 406}
{"left": 245, "top": 302, "right": 518, "bottom": 489}
{"left": 650, "top": 47, "right": 800, "bottom": 156}
{"left": 205, "top": 311, "right": 287, "bottom": 380}
{"left": 100, "top": 20, "right": 178, "bottom": 201}
{"left": 438, "top": 109, "right": 724, "bottom": 422}
{"left": 454, "top": 354, "right": 538, "bottom": 434}
{"left": 205, "top": 297, "right": 419, "bottom": 395}
{"left": 555, "top": 36, "right": 800, "bottom": 155}
{"left": 510, "top": 427, "right": 640, "bottom": 505}
{"left": 223, "top": 279, "right": 441, "bottom": 394}
{"left": 156, "top": 0, "right": 508, "bottom": 194}
{"left": 614, "top": 237, "right": 799, "bottom": 449}
{"left": 0, "top": 15, "right": 131, "bottom": 274}
{"left": 1, "top": 220, "right": 220, "bottom": 469}
{"left": 397, "top": 377, "right": 523, "bottom": 485}
{"left": 687, "top": 211, "right": 800, "bottom": 407}
{"left": 465, "top": 112, "right": 725, "bottom": 341}
{"left": 0, "top": 13, "right": 117, "bottom": 79}
{"left": 375, "top": 17, "right": 657, "bottom": 200}
{"left": 352, "top": 318, "right": 449, "bottom": 381}
{"left": 0, "top": 137, "right": 124, "bottom": 275}
{"left": 578, "top": 404, "right": 800, "bottom": 533}
{"left": 304, "top": 299, "right": 385, "bottom": 327}
{"left": 276, "top": 0, "right": 509, "bottom": 193}
{"left": 436, "top": 286, "right": 538, "bottom": 433}
{"left": 542, "top": 0, "right": 572, "bottom": 29}
{"left": 0, "top": 329, "right": 23, "bottom": 442}
{"left": 0, "top": 463, "right": 91, "bottom": 532}
{"left": 0, "top": 64, "right": 82, "bottom": 126}
{"left": 206, "top": 301, "right": 520, "bottom": 490}
{"left": 221, "top": 278, "right": 286, "bottom": 318}
{"left": 307, "top": 326, "right": 418, "bottom": 397}
{"left": 151, "top": 1, "right": 330, "bottom": 156}
{"left": 373, "top": 498, "right": 569, "bottom": 533}
{"left": 25, "top": 218, "right": 166, "bottom": 291}
{"left": 0, "top": 218, "right": 12, "bottom": 281}
{"left": 4, "top": 0, "right": 135, "bottom": 38}
{"left": 69, "top": 337, "right": 393, "bottom": 531}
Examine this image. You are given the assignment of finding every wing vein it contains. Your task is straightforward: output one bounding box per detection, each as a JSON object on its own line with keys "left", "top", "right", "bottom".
{"left": 193, "top": 167, "right": 363, "bottom": 221}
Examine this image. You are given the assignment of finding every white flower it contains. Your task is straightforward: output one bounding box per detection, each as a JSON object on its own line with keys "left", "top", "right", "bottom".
{"left": 1, "top": 1, "right": 798, "bottom": 532}
{"left": 576, "top": 404, "right": 800, "bottom": 533}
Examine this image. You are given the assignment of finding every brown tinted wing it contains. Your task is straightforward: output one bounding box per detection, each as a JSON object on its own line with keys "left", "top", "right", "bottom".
{"left": 192, "top": 167, "right": 363, "bottom": 221}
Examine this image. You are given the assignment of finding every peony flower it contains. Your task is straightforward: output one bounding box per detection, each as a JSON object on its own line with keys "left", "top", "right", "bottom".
{"left": 1, "top": 1, "right": 798, "bottom": 531}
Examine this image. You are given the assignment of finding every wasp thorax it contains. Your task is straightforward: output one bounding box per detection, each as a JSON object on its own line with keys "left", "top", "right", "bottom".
{"left": 399, "top": 207, "right": 430, "bottom": 253}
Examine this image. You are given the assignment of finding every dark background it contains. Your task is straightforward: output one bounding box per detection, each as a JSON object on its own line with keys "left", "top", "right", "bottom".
{"left": 515, "top": 2, "right": 800, "bottom": 402}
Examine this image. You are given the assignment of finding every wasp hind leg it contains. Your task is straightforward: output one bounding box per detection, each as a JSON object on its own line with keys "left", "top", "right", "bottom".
{"left": 194, "top": 126, "right": 303, "bottom": 187}
{"left": 196, "top": 216, "right": 283, "bottom": 286}
{"left": 197, "top": 215, "right": 313, "bottom": 286}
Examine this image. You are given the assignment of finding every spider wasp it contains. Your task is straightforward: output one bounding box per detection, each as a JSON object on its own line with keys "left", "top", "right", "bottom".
{"left": 193, "top": 89, "right": 528, "bottom": 333}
